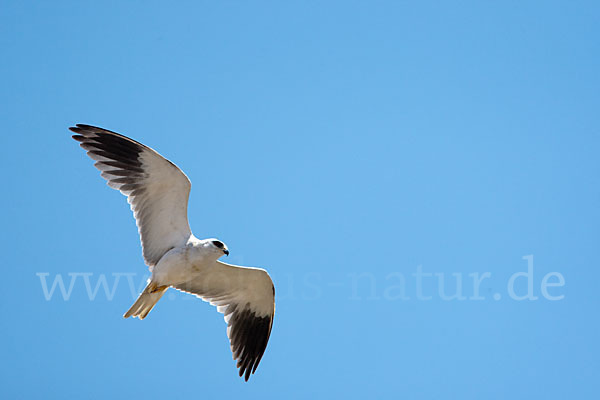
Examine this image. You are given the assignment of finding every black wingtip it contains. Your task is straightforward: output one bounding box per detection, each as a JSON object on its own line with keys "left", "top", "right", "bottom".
{"left": 238, "top": 366, "right": 252, "bottom": 382}
{"left": 69, "top": 124, "right": 94, "bottom": 132}
{"left": 75, "top": 123, "right": 96, "bottom": 129}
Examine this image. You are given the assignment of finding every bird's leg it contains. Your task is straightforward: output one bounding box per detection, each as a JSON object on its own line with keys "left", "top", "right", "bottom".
{"left": 148, "top": 282, "right": 168, "bottom": 293}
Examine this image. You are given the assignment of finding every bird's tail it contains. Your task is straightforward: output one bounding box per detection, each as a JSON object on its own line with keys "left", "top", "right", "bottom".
{"left": 123, "top": 283, "right": 168, "bottom": 320}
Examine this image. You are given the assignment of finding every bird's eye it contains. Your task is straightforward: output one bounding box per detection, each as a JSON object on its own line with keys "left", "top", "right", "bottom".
{"left": 212, "top": 240, "right": 224, "bottom": 249}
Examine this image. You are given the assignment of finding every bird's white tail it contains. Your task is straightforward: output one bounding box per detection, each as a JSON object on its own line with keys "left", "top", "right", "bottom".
{"left": 124, "top": 283, "right": 168, "bottom": 320}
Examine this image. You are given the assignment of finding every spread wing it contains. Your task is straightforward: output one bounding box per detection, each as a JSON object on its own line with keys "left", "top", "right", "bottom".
{"left": 172, "top": 261, "right": 275, "bottom": 381}
{"left": 70, "top": 124, "right": 192, "bottom": 266}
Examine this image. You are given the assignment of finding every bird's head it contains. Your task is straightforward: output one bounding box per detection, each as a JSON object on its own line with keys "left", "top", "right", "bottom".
{"left": 206, "top": 238, "right": 229, "bottom": 257}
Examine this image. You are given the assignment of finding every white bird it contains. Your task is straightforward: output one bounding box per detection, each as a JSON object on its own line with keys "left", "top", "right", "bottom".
{"left": 70, "top": 124, "right": 275, "bottom": 381}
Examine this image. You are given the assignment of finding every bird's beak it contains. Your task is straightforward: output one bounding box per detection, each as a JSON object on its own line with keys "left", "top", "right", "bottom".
{"left": 223, "top": 249, "right": 229, "bottom": 256}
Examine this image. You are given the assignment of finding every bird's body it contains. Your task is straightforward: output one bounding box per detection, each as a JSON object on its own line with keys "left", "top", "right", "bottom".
{"left": 152, "top": 238, "right": 221, "bottom": 290}
{"left": 69, "top": 124, "right": 274, "bottom": 381}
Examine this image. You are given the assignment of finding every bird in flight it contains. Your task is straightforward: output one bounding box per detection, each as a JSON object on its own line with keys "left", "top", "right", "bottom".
{"left": 69, "top": 124, "right": 275, "bottom": 381}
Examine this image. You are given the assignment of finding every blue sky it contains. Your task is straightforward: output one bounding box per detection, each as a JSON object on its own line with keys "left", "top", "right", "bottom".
{"left": 1, "top": 1, "right": 599, "bottom": 398}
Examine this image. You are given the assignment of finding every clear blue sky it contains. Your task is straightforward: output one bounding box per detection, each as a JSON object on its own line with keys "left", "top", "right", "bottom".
{"left": 1, "top": 1, "right": 598, "bottom": 398}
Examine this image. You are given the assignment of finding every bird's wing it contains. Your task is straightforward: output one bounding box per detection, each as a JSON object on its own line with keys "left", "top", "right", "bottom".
{"left": 70, "top": 124, "right": 192, "bottom": 266}
{"left": 172, "top": 261, "right": 275, "bottom": 381}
